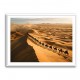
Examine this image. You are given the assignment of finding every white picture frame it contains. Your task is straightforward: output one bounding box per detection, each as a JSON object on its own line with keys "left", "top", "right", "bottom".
{"left": 5, "top": 13, "right": 76, "bottom": 67}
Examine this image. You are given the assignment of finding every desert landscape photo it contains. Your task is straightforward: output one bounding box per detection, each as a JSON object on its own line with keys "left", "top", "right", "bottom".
{"left": 11, "top": 18, "right": 72, "bottom": 62}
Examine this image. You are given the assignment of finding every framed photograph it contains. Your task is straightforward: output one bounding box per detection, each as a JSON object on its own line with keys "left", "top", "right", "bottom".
{"left": 5, "top": 14, "right": 76, "bottom": 67}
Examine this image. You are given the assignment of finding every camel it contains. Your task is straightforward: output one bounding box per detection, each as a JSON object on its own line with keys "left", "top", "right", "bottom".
{"left": 49, "top": 46, "right": 52, "bottom": 49}
{"left": 42, "top": 43, "right": 44, "bottom": 46}
{"left": 63, "top": 50, "right": 69, "bottom": 55}
{"left": 45, "top": 44, "right": 48, "bottom": 47}
{"left": 53, "top": 47, "right": 57, "bottom": 52}
{"left": 58, "top": 48, "right": 63, "bottom": 55}
{"left": 58, "top": 48, "right": 63, "bottom": 53}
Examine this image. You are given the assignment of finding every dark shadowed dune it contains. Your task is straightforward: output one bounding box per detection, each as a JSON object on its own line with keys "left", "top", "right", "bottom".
{"left": 11, "top": 34, "right": 39, "bottom": 62}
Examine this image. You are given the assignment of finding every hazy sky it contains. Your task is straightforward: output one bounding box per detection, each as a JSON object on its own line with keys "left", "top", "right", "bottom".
{"left": 11, "top": 18, "right": 72, "bottom": 24}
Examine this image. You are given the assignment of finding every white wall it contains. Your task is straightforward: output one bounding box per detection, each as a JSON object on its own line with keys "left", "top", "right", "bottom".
{"left": 0, "top": 0, "right": 79, "bottom": 80}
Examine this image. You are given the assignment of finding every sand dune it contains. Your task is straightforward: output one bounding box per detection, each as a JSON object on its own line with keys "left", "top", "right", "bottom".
{"left": 27, "top": 38, "right": 67, "bottom": 62}
{"left": 11, "top": 23, "right": 72, "bottom": 62}
{"left": 11, "top": 35, "right": 39, "bottom": 62}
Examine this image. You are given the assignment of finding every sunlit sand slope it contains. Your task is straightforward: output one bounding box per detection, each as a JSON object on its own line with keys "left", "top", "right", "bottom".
{"left": 27, "top": 38, "right": 67, "bottom": 62}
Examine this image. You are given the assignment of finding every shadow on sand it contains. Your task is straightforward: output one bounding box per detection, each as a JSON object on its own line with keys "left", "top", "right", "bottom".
{"left": 11, "top": 34, "right": 39, "bottom": 62}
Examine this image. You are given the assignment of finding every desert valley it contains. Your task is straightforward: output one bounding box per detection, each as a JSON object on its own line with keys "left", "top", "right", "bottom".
{"left": 11, "top": 23, "right": 72, "bottom": 62}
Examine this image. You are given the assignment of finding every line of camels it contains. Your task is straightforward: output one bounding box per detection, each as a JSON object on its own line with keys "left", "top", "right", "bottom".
{"left": 28, "top": 33, "right": 72, "bottom": 61}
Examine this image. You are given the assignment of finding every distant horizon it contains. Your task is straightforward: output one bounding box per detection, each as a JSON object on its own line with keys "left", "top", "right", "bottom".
{"left": 11, "top": 23, "right": 72, "bottom": 25}
{"left": 11, "top": 18, "right": 72, "bottom": 24}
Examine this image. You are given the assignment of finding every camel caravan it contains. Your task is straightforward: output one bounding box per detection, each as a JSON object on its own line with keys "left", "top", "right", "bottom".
{"left": 28, "top": 33, "right": 69, "bottom": 59}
